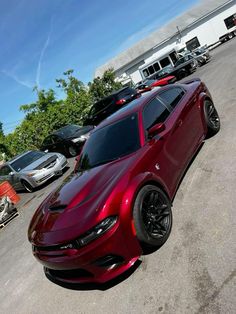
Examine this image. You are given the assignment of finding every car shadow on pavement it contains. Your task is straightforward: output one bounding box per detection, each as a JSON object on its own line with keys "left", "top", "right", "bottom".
{"left": 45, "top": 259, "right": 142, "bottom": 291}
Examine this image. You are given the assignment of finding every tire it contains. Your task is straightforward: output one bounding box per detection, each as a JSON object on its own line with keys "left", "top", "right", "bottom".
{"left": 21, "top": 180, "right": 34, "bottom": 193}
{"left": 68, "top": 145, "right": 77, "bottom": 157}
{"left": 203, "top": 100, "right": 220, "bottom": 137}
{"left": 133, "top": 185, "right": 172, "bottom": 248}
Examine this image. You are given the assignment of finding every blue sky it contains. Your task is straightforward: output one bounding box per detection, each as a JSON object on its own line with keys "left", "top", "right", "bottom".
{"left": 0, "top": 0, "right": 199, "bottom": 133}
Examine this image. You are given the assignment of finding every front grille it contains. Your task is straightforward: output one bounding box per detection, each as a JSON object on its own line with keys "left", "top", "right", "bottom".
{"left": 34, "top": 156, "right": 58, "bottom": 170}
{"left": 33, "top": 239, "right": 80, "bottom": 252}
{"left": 47, "top": 268, "right": 93, "bottom": 279}
{"left": 37, "top": 174, "right": 52, "bottom": 183}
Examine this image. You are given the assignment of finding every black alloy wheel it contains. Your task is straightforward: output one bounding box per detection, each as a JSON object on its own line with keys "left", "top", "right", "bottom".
{"left": 21, "top": 180, "right": 34, "bottom": 193}
{"left": 133, "top": 185, "right": 172, "bottom": 248}
{"left": 68, "top": 145, "right": 77, "bottom": 157}
{"left": 204, "top": 100, "right": 220, "bottom": 137}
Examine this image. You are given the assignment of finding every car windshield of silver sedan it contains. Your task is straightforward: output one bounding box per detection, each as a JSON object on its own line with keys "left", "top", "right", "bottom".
{"left": 78, "top": 113, "right": 140, "bottom": 170}
{"left": 10, "top": 151, "right": 46, "bottom": 172}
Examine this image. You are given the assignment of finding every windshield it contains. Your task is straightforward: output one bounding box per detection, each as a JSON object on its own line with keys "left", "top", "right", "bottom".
{"left": 54, "top": 125, "right": 81, "bottom": 138}
{"left": 10, "top": 151, "right": 46, "bottom": 172}
{"left": 78, "top": 113, "right": 140, "bottom": 170}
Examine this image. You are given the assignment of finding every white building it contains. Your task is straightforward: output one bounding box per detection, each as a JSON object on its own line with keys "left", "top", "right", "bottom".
{"left": 95, "top": 0, "right": 236, "bottom": 84}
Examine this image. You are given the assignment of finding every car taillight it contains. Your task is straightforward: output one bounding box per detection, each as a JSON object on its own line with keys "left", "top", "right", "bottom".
{"left": 116, "top": 99, "right": 126, "bottom": 105}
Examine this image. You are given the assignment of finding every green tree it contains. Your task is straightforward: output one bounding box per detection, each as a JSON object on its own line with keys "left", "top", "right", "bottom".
{"left": 1, "top": 68, "right": 122, "bottom": 159}
{"left": 56, "top": 69, "right": 92, "bottom": 120}
{"left": 20, "top": 88, "right": 58, "bottom": 114}
{"left": 88, "top": 68, "right": 122, "bottom": 102}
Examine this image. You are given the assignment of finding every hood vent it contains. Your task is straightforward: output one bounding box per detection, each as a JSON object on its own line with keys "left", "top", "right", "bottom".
{"left": 48, "top": 204, "right": 67, "bottom": 212}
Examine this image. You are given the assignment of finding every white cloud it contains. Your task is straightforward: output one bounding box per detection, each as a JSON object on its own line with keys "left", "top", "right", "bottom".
{"left": 1, "top": 70, "right": 33, "bottom": 89}
{"left": 35, "top": 17, "right": 53, "bottom": 88}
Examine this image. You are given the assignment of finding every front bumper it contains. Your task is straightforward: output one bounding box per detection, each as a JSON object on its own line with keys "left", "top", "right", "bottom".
{"left": 28, "top": 156, "right": 68, "bottom": 188}
{"left": 32, "top": 219, "right": 141, "bottom": 284}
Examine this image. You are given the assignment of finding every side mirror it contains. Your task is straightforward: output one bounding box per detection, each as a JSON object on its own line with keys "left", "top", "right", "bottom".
{"left": 9, "top": 171, "right": 15, "bottom": 176}
{"left": 44, "top": 149, "right": 49, "bottom": 153}
{"left": 148, "top": 123, "right": 166, "bottom": 138}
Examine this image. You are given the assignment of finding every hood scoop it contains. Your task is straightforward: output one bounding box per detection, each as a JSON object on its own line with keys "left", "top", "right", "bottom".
{"left": 48, "top": 204, "right": 67, "bottom": 212}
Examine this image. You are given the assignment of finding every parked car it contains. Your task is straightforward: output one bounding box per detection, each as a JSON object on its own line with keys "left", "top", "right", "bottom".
{"left": 135, "top": 76, "right": 176, "bottom": 93}
{"left": 173, "top": 54, "right": 198, "bottom": 77}
{"left": 151, "top": 56, "right": 197, "bottom": 82}
{"left": 0, "top": 151, "right": 68, "bottom": 192}
{"left": 28, "top": 79, "right": 220, "bottom": 284}
{"left": 83, "top": 87, "right": 140, "bottom": 126}
{"left": 41, "top": 124, "right": 94, "bottom": 157}
{"left": 190, "top": 47, "right": 211, "bottom": 66}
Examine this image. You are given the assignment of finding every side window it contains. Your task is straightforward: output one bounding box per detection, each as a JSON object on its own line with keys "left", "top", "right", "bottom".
{"left": 143, "top": 98, "right": 171, "bottom": 132}
{"left": 160, "top": 57, "right": 171, "bottom": 68}
{"left": 159, "top": 88, "right": 185, "bottom": 109}
{"left": 0, "top": 166, "right": 11, "bottom": 176}
{"left": 143, "top": 69, "right": 149, "bottom": 78}
{"left": 51, "top": 135, "right": 60, "bottom": 143}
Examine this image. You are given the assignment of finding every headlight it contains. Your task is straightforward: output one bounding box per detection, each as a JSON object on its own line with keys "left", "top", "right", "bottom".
{"left": 76, "top": 216, "right": 118, "bottom": 247}
{"left": 72, "top": 133, "right": 90, "bottom": 143}
{"left": 72, "top": 137, "right": 84, "bottom": 143}
{"left": 26, "top": 171, "right": 38, "bottom": 177}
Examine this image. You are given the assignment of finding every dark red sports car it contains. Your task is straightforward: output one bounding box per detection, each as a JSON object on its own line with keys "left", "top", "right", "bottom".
{"left": 28, "top": 78, "right": 220, "bottom": 284}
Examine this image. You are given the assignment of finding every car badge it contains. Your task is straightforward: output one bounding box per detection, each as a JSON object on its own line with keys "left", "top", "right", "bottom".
{"left": 155, "top": 163, "right": 160, "bottom": 170}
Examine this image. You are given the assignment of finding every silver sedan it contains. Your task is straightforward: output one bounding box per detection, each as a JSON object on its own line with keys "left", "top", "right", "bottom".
{"left": 0, "top": 151, "right": 68, "bottom": 192}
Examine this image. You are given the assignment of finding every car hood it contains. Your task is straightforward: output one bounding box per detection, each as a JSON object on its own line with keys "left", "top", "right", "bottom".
{"left": 19, "top": 153, "right": 59, "bottom": 172}
{"left": 69, "top": 126, "right": 94, "bottom": 139}
{"left": 28, "top": 153, "right": 137, "bottom": 244}
{"left": 152, "top": 76, "right": 175, "bottom": 85}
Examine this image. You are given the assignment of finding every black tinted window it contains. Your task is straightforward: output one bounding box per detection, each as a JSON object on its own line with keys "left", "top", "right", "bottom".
{"left": 159, "top": 88, "right": 185, "bottom": 109}
{"left": 78, "top": 114, "right": 140, "bottom": 170}
{"left": 153, "top": 62, "right": 160, "bottom": 72}
{"left": 0, "top": 166, "right": 11, "bottom": 176}
{"left": 143, "top": 98, "right": 171, "bottom": 131}
{"left": 160, "top": 57, "right": 171, "bottom": 68}
{"left": 148, "top": 65, "right": 154, "bottom": 75}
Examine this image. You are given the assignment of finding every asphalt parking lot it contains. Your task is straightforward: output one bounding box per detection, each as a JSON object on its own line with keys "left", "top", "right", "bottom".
{"left": 1, "top": 39, "right": 236, "bottom": 314}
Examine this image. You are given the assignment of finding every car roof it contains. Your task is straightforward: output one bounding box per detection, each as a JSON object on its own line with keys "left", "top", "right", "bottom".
{"left": 93, "top": 86, "right": 134, "bottom": 105}
{"left": 95, "top": 88, "right": 162, "bottom": 130}
{"left": 52, "top": 124, "right": 80, "bottom": 135}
